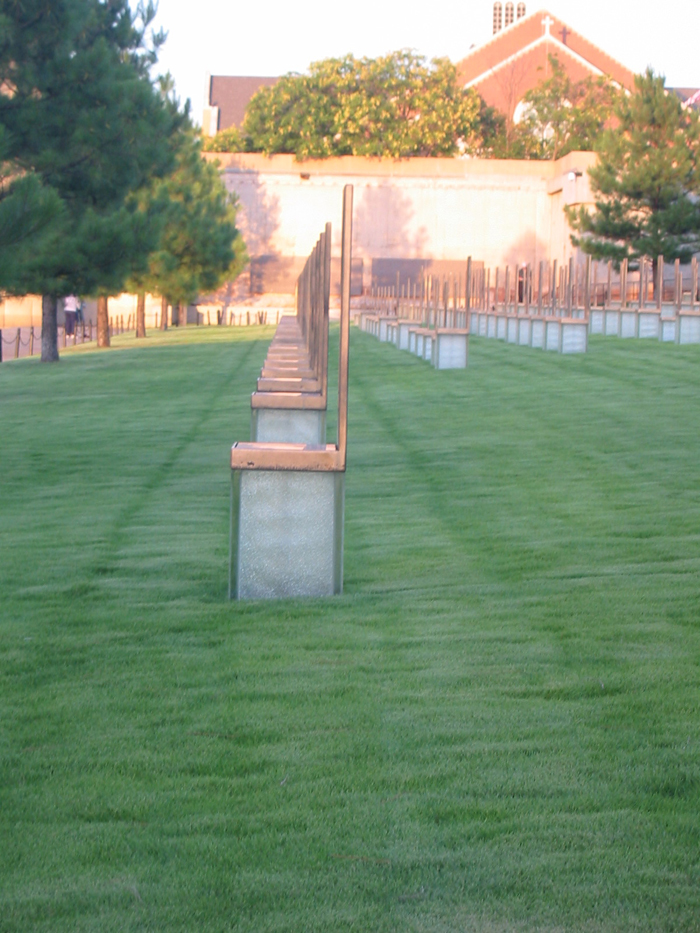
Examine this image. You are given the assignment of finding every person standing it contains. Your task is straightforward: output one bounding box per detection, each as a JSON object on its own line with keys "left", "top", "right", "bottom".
{"left": 64, "top": 295, "right": 79, "bottom": 336}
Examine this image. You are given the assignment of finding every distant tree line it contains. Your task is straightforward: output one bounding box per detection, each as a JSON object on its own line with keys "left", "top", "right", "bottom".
{"left": 0, "top": 0, "right": 246, "bottom": 362}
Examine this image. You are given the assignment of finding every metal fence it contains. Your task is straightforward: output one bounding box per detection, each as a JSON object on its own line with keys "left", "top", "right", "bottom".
{"left": 0, "top": 324, "right": 96, "bottom": 362}
{"left": 0, "top": 309, "right": 294, "bottom": 363}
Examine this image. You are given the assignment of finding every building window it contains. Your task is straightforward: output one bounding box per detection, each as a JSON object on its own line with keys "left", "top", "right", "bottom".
{"left": 517, "top": 3, "right": 526, "bottom": 19}
{"left": 493, "top": 2, "right": 502, "bottom": 33}
{"left": 505, "top": 2, "right": 514, "bottom": 26}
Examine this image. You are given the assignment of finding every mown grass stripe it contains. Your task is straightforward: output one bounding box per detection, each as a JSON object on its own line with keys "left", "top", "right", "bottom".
{"left": 0, "top": 326, "right": 699, "bottom": 932}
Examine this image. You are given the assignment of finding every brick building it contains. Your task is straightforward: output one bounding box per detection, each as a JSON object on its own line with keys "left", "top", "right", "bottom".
{"left": 455, "top": 6, "right": 635, "bottom": 124}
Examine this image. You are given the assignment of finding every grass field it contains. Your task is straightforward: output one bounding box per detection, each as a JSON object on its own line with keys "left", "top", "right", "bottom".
{"left": 1, "top": 325, "right": 699, "bottom": 932}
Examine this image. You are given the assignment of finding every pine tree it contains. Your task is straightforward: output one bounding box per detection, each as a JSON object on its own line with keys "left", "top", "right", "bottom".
{"left": 567, "top": 69, "right": 700, "bottom": 287}
{"left": 128, "top": 129, "right": 246, "bottom": 332}
{"left": 0, "top": 0, "right": 181, "bottom": 360}
{"left": 0, "top": 123, "right": 64, "bottom": 284}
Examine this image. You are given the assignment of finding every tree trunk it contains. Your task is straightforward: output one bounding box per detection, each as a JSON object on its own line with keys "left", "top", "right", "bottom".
{"left": 136, "top": 291, "right": 146, "bottom": 338}
{"left": 652, "top": 255, "right": 666, "bottom": 307}
{"left": 97, "top": 296, "right": 110, "bottom": 347}
{"left": 41, "top": 295, "right": 59, "bottom": 362}
{"left": 160, "top": 295, "right": 168, "bottom": 330}
{"left": 178, "top": 302, "right": 186, "bottom": 327}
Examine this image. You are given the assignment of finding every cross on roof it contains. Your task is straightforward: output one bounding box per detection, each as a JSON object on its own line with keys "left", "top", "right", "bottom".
{"left": 559, "top": 25, "right": 570, "bottom": 45}
{"left": 542, "top": 14, "right": 554, "bottom": 35}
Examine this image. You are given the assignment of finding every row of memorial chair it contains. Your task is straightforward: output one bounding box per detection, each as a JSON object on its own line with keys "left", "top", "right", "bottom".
{"left": 356, "top": 300, "right": 700, "bottom": 355}
{"left": 251, "top": 311, "right": 328, "bottom": 445}
{"left": 467, "top": 309, "right": 588, "bottom": 353}
{"left": 228, "top": 187, "right": 354, "bottom": 601}
{"left": 356, "top": 312, "right": 470, "bottom": 369}
{"left": 467, "top": 304, "right": 700, "bottom": 347}
{"left": 356, "top": 304, "right": 590, "bottom": 356}
{"left": 588, "top": 306, "right": 700, "bottom": 343}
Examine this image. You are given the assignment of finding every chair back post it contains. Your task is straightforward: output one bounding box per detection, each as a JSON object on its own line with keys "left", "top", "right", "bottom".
{"left": 337, "top": 185, "right": 353, "bottom": 469}
{"left": 322, "top": 222, "right": 332, "bottom": 405}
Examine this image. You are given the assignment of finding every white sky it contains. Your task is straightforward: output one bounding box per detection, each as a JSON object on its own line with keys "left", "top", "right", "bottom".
{"left": 150, "top": 0, "right": 699, "bottom": 124}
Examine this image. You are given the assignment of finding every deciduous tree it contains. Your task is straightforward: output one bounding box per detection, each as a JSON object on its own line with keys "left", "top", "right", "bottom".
{"left": 237, "top": 51, "right": 480, "bottom": 159}
{"left": 476, "top": 55, "right": 618, "bottom": 160}
{"left": 518, "top": 56, "right": 619, "bottom": 160}
{"left": 202, "top": 125, "right": 247, "bottom": 154}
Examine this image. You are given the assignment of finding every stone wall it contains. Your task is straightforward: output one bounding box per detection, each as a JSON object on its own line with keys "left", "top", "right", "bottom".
{"left": 210, "top": 150, "right": 597, "bottom": 295}
{"left": 2, "top": 151, "right": 598, "bottom": 324}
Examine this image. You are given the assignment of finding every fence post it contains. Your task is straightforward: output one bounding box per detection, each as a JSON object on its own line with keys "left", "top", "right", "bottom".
{"left": 584, "top": 255, "right": 591, "bottom": 313}
{"left": 557, "top": 263, "right": 566, "bottom": 317}
{"left": 592, "top": 261, "right": 598, "bottom": 308}
{"left": 465, "top": 257, "right": 472, "bottom": 315}
{"left": 524, "top": 265, "right": 530, "bottom": 315}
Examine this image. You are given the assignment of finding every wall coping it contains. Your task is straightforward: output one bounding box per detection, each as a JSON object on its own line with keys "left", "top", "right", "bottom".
{"left": 205, "top": 151, "right": 598, "bottom": 181}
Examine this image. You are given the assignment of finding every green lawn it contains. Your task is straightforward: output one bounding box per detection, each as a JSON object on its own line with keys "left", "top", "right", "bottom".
{"left": 1, "top": 326, "right": 699, "bottom": 932}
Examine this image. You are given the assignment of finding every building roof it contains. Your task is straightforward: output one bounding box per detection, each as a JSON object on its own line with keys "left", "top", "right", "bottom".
{"left": 456, "top": 9, "right": 636, "bottom": 119}
{"left": 672, "top": 88, "right": 700, "bottom": 110}
{"left": 209, "top": 75, "right": 279, "bottom": 131}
